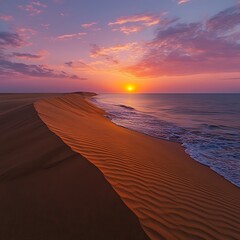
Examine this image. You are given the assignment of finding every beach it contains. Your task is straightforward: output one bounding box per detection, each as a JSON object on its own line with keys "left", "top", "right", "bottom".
{"left": 1, "top": 93, "right": 240, "bottom": 239}
{"left": 0, "top": 94, "right": 148, "bottom": 240}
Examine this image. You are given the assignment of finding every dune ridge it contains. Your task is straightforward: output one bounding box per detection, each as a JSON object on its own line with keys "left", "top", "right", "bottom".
{"left": 35, "top": 93, "right": 240, "bottom": 240}
{"left": 0, "top": 94, "right": 149, "bottom": 240}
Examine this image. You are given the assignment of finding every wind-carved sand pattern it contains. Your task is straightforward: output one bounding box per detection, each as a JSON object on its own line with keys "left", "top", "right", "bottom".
{"left": 35, "top": 94, "right": 240, "bottom": 240}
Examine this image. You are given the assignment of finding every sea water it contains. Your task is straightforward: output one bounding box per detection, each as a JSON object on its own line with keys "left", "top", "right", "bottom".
{"left": 91, "top": 94, "right": 240, "bottom": 188}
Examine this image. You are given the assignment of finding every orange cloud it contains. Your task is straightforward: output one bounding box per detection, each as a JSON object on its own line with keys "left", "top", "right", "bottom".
{"left": 114, "top": 25, "right": 143, "bottom": 35}
{"left": 109, "top": 13, "right": 161, "bottom": 34}
{"left": 109, "top": 13, "right": 160, "bottom": 26}
{"left": 90, "top": 42, "right": 139, "bottom": 57}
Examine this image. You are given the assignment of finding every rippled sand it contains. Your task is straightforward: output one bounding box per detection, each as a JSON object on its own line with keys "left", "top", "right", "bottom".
{"left": 0, "top": 93, "right": 148, "bottom": 240}
{"left": 35, "top": 93, "right": 240, "bottom": 240}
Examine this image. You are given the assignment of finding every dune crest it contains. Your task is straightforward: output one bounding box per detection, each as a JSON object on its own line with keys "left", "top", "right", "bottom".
{"left": 35, "top": 94, "right": 240, "bottom": 240}
{"left": 0, "top": 94, "right": 149, "bottom": 240}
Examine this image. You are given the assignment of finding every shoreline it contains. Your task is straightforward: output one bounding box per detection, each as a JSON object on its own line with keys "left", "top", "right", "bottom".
{"left": 90, "top": 94, "right": 240, "bottom": 189}
{"left": 35, "top": 93, "right": 240, "bottom": 240}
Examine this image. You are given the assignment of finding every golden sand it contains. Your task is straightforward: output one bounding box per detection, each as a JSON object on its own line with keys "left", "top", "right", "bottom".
{"left": 0, "top": 94, "right": 148, "bottom": 240}
{"left": 35, "top": 93, "right": 240, "bottom": 240}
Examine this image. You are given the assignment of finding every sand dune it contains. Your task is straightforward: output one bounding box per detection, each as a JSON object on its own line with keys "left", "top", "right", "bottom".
{"left": 35, "top": 93, "right": 240, "bottom": 240}
{"left": 0, "top": 94, "right": 149, "bottom": 240}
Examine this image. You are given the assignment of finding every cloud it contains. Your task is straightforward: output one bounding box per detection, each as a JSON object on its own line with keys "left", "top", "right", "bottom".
{"left": 177, "top": 0, "right": 190, "bottom": 4}
{"left": 65, "top": 61, "right": 74, "bottom": 67}
{"left": 90, "top": 44, "right": 119, "bottom": 64}
{"left": 41, "top": 23, "right": 50, "bottom": 29}
{"left": 64, "top": 60, "right": 93, "bottom": 70}
{"left": 109, "top": 13, "right": 161, "bottom": 34}
{"left": 11, "top": 50, "right": 48, "bottom": 61}
{"left": 81, "top": 22, "right": 97, "bottom": 28}
{"left": 10, "top": 28, "right": 36, "bottom": 46}
{"left": 0, "top": 31, "right": 80, "bottom": 80}
{"left": 0, "top": 59, "right": 80, "bottom": 79}
{"left": 113, "top": 25, "right": 143, "bottom": 35}
{"left": 16, "top": 28, "right": 36, "bottom": 36}
{"left": 109, "top": 13, "right": 160, "bottom": 26}
{"left": 56, "top": 32, "right": 86, "bottom": 40}
{"left": 90, "top": 42, "right": 143, "bottom": 66}
{"left": 31, "top": 1, "right": 47, "bottom": 8}
{"left": 18, "top": 1, "right": 47, "bottom": 16}
{"left": 12, "top": 52, "right": 42, "bottom": 60}
{"left": 206, "top": 5, "right": 240, "bottom": 32}
{"left": 15, "top": 28, "right": 37, "bottom": 43}
{"left": 60, "top": 12, "right": 68, "bottom": 17}
{"left": 0, "top": 32, "right": 24, "bottom": 47}
{"left": 90, "top": 42, "right": 139, "bottom": 57}
{"left": 125, "top": 5, "right": 240, "bottom": 77}
{"left": 0, "top": 15, "right": 13, "bottom": 21}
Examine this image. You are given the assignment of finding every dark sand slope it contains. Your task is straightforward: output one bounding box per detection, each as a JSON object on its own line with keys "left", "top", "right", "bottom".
{"left": 35, "top": 94, "right": 240, "bottom": 240}
{"left": 0, "top": 94, "right": 149, "bottom": 240}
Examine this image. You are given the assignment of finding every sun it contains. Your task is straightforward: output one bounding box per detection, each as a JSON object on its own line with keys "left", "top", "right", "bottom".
{"left": 125, "top": 84, "right": 136, "bottom": 92}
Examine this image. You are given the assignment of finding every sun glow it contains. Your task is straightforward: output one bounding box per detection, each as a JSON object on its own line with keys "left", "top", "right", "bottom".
{"left": 125, "top": 84, "right": 136, "bottom": 92}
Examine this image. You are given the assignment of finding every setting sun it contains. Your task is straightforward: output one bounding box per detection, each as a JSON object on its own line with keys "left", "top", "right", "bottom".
{"left": 125, "top": 84, "right": 136, "bottom": 92}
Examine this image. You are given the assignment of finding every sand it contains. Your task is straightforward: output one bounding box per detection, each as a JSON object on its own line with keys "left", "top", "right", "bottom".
{"left": 35, "top": 93, "right": 240, "bottom": 240}
{"left": 0, "top": 94, "right": 149, "bottom": 240}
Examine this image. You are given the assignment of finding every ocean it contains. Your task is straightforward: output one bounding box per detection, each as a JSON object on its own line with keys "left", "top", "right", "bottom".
{"left": 91, "top": 94, "right": 240, "bottom": 188}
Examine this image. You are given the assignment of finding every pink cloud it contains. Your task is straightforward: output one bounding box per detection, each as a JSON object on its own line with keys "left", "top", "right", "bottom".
{"left": 177, "top": 0, "right": 190, "bottom": 4}
{"left": 17, "top": 28, "right": 36, "bottom": 36}
{"left": 31, "top": 1, "right": 47, "bottom": 8}
{"left": 81, "top": 22, "right": 97, "bottom": 28}
{"left": 0, "top": 15, "right": 13, "bottom": 21}
{"left": 18, "top": 1, "right": 47, "bottom": 16}
{"left": 125, "top": 5, "right": 240, "bottom": 77}
{"left": 60, "top": 12, "right": 68, "bottom": 17}
{"left": 56, "top": 32, "right": 86, "bottom": 40}
{"left": 15, "top": 28, "right": 36, "bottom": 45}
{"left": 90, "top": 42, "right": 142, "bottom": 65}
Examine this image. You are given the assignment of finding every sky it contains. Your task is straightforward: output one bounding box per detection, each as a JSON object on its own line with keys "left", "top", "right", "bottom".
{"left": 0, "top": 0, "right": 240, "bottom": 93}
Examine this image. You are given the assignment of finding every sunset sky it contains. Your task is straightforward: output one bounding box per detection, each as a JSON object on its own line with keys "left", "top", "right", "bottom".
{"left": 0, "top": 0, "right": 240, "bottom": 93}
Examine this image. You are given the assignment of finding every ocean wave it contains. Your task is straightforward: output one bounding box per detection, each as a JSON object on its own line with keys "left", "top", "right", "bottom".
{"left": 117, "top": 104, "right": 135, "bottom": 110}
{"left": 91, "top": 95, "right": 240, "bottom": 188}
